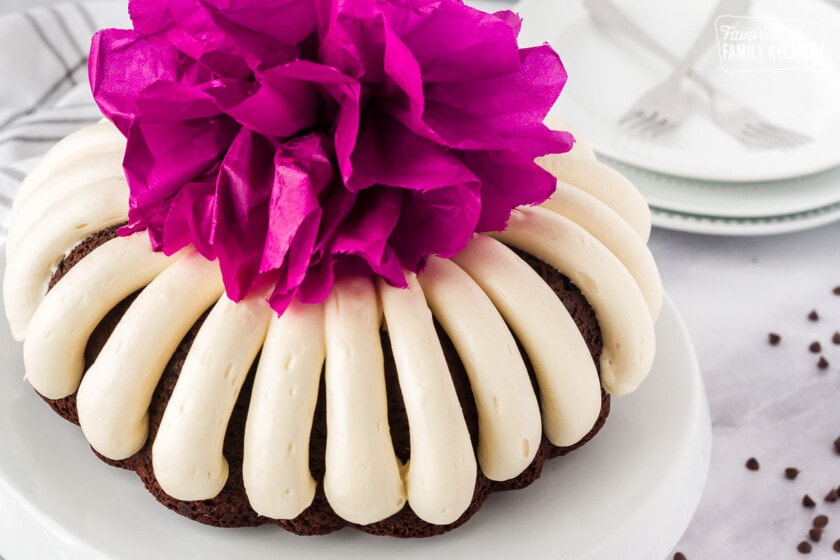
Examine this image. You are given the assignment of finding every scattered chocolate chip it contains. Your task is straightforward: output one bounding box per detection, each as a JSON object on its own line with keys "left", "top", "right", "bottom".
{"left": 834, "top": 437, "right": 840, "bottom": 455}
{"left": 746, "top": 457, "right": 760, "bottom": 471}
{"left": 810, "top": 528, "right": 823, "bottom": 542}
{"left": 834, "top": 539, "right": 840, "bottom": 552}
{"left": 804, "top": 495, "right": 817, "bottom": 508}
{"left": 833, "top": 286, "right": 840, "bottom": 295}
{"left": 814, "top": 514, "right": 829, "bottom": 528}
{"left": 827, "top": 489, "right": 839, "bottom": 503}
{"left": 769, "top": 332, "right": 782, "bottom": 345}
{"left": 809, "top": 310, "right": 820, "bottom": 321}
{"left": 834, "top": 332, "right": 840, "bottom": 345}
{"left": 673, "top": 553, "right": 687, "bottom": 560}
{"left": 819, "top": 356, "right": 830, "bottom": 370}
{"left": 786, "top": 467, "right": 801, "bottom": 480}
{"left": 798, "top": 540, "right": 813, "bottom": 553}
{"left": 810, "top": 341, "right": 823, "bottom": 353}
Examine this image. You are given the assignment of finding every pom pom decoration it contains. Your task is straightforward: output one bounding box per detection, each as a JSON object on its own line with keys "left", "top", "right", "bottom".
{"left": 89, "top": 0, "right": 573, "bottom": 313}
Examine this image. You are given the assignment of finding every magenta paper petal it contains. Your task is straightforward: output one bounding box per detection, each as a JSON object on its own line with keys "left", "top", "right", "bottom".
{"left": 390, "top": 182, "right": 481, "bottom": 268}
{"left": 459, "top": 149, "right": 558, "bottom": 233}
{"left": 211, "top": 129, "right": 277, "bottom": 299}
{"left": 206, "top": 76, "right": 320, "bottom": 138}
{"left": 261, "top": 133, "right": 333, "bottom": 278}
{"left": 348, "top": 107, "right": 478, "bottom": 192}
{"left": 89, "top": 29, "right": 209, "bottom": 134}
{"left": 156, "top": 178, "right": 218, "bottom": 256}
{"left": 331, "top": 186, "right": 405, "bottom": 286}
{"left": 95, "top": 0, "right": 574, "bottom": 316}
{"left": 382, "top": 0, "right": 521, "bottom": 83}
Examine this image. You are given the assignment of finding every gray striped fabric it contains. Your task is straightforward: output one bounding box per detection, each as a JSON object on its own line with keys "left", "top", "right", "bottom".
{"left": 0, "top": 1, "right": 128, "bottom": 245}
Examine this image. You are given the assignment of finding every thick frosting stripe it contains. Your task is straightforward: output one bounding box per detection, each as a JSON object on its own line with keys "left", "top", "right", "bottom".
{"left": 537, "top": 146, "right": 652, "bottom": 242}
{"left": 22, "top": 235, "right": 181, "bottom": 399}
{"left": 3, "top": 177, "right": 129, "bottom": 341}
{"left": 153, "top": 291, "right": 273, "bottom": 501}
{"left": 418, "top": 257, "right": 542, "bottom": 480}
{"left": 540, "top": 180, "right": 663, "bottom": 320}
{"left": 322, "top": 277, "right": 406, "bottom": 524}
{"left": 11, "top": 120, "right": 126, "bottom": 214}
{"left": 76, "top": 250, "right": 225, "bottom": 460}
{"left": 493, "top": 207, "right": 656, "bottom": 396}
{"left": 243, "top": 301, "right": 325, "bottom": 520}
{"left": 454, "top": 235, "right": 602, "bottom": 447}
{"left": 6, "top": 150, "right": 125, "bottom": 257}
{"left": 378, "top": 272, "right": 476, "bottom": 524}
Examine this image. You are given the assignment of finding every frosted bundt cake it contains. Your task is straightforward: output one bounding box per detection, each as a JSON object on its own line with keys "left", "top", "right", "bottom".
{"left": 2, "top": 0, "right": 661, "bottom": 539}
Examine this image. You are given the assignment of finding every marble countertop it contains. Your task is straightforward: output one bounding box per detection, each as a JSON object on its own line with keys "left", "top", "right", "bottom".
{"left": 653, "top": 221, "right": 840, "bottom": 559}
{"left": 2, "top": 1, "right": 840, "bottom": 559}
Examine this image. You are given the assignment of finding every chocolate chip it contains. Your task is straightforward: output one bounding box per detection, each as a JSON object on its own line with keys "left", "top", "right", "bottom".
{"left": 827, "top": 489, "right": 839, "bottom": 503}
{"left": 673, "top": 553, "right": 687, "bottom": 560}
{"left": 798, "top": 540, "right": 813, "bottom": 553}
{"left": 809, "top": 310, "right": 820, "bottom": 321}
{"left": 834, "top": 437, "right": 840, "bottom": 455}
{"left": 769, "top": 332, "right": 782, "bottom": 345}
{"left": 810, "top": 341, "right": 822, "bottom": 353}
{"left": 814, "top": 514, "right": 829, "bottom": 528}
{"left": 786, "top": 468, "right": 801, "bottom": 480}
{"left": 804, "top": 495, "right": 817, "bottom": 508}
{"left": 819, "top": 356, "right": 830, "bottom": 370}
{"left": 810, "top": 528, "right": 823, "bottom": 542}
{"left": 833, "top": 286, "right": 840, "bottom": 295}
{"left": 833, "top": 332, "right": 840, "bottom": 345}
{"left": 746, "top": 457, "right": 760, "bottom": 471}
{"left": 834, "top": 539, "right": 840, "bottom": 552}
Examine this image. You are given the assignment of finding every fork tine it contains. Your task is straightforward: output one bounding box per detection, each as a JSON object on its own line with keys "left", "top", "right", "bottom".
{"left": 639, "top": 117, "right": 670, "bottom": 138}
{"left": 738, "top": 132, "right": 785, "bottom": 150}
{"left": 618, "top": 109, "right": 657, "bottom": 130}
{"left": 745, "top": 123, "right": 808, "bottom": 149}
{"left": 755, "top": 122, "right": 812, "bottom": 144}
{"left": 741, "top": 125, "right": 799, "bottom": 150}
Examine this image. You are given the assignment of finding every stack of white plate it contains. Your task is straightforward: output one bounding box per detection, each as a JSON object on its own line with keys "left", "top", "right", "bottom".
{"left": 515, "top": 0, "right": 840, "bottom": 235}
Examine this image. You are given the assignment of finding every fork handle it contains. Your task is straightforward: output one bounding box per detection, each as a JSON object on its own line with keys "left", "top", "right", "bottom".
{"left": 583, "top": 0, "right": 681, "bottom": 66}
{"left": 583, "top": 0, "right": 745, "bottom": 95}
{"left": 667, "top": 0, "right": 748, "bottom": 85}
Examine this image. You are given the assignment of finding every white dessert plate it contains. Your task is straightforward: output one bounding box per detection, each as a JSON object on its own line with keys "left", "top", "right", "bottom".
{"left": 0, "top": 249, "right": 710, "bottom": 560}
{"left": 649, "top": 201, "right": 840, "bottom": 236}
{"left": 515, "top": 0, "right": 840, "bottom": 183}
{"left": 597, "top": 154, "right": 840, "bottom": 234}
{"left": 603, "top": 153, "right": 840, "bottom": 219}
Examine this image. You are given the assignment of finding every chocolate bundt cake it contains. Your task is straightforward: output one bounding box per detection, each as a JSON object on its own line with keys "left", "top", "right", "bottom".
{"left": 2, "top": 120, "right": 661, "bottom": 537}
{"left": 2, "top": 0, "right": 664, "bottom": 540}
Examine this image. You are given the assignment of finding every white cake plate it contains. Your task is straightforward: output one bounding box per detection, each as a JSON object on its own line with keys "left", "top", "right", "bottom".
{"left": 0, "top": 251, "right": 710, "bottom": 560}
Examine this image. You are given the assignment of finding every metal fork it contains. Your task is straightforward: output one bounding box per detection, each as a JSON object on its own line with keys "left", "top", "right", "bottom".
{"left": 584, "top": 0, "right": 812, "bottom": 148}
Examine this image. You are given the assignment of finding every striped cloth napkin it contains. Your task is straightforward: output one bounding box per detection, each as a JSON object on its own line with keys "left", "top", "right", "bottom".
{"left": 0, "top": 1, "right": 128, "bottom": 245}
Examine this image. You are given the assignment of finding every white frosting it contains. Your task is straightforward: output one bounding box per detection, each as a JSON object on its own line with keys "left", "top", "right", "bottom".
{"left": 540, "top": 180, "right": 662, "bottom": 320}
{"left": 492, "top": 207, "right": 656, "bottom": 396}
{"left": 377, "top": 272, "right": 476, "bottom": 524}
{"left": 322, "top": 277, "right": 406, "bottom": 524}
{"left": 153, "top": 291, "right": 272, "bottom": 501}
{"left": 7, "top": 150, "right": 125, "bottom": 258}
{"left": 3, "top": 118, "right": 664, "bottom": 525}
{"left": 76, "top": 250, "right": 224, "bottom": 460}
{"left": 418, "top": 257, "right": 542, "bottom": 479}
{"left": 3, "top": 176, "right": 129, "bottom": 341}
{"left": 10, "top": 120, "right": 125, "bottom": 214}
{"left": 243, "top": 301, "right": 325, "bottom": 519}
{"left": 454, "top": 235, "right": 602, "bottom": 447}
{"left": 537, "top": 146, "right": 652, "bottom": 242}
{"left": 23, "top": 235, "right": 180, "bottom": 399}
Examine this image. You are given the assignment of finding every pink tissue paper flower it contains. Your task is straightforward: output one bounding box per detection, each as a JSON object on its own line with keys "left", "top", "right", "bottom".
{"left": 89, "top": 0, "right": 574, "bottom": 314}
